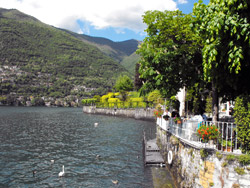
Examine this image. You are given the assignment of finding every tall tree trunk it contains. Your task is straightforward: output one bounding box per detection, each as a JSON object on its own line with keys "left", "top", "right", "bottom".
{"left": 212, "top": 79, "right": 219, "bottom": 122}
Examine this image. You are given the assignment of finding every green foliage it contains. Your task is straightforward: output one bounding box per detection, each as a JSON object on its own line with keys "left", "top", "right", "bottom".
{"left": 114, "top": 75, "right": 133, "bottom": 92}
{"left": 222, "top": 140, "right": 234, "bottom": 147}
{"left": 233, "top": 97, "right": 250, "bottom": 153}
{"left": 209, "top": 182, "right": 214, "bottom": 187}
{"left": 234, "top": 167, "right": 245, "bottom": 175}
{"left": 120, "top": 52, "right": 140, "bottom": 74}
{"left": 70, "top": 32, "right": 139, "bottom": 74}
{"left": 0, "top": 8, "right": 130, "bottom": 101}
{"left": 93, "top": 95, "right": 101, "bottom": 102}
{"left": 147, "top": 90, "right": 162, "bottom": 104}
{"left": 81, "top": 98, "right": 97, "bottom": 105}
{"left": 113, "top": 75, "right": 133, "bottom": 101}
{"left": 136, "top": 10, "right": 202, "bottom": 98}
{"left": 205, "top": 94, "right": 212, "bottom": 116}
{"left": 221, "top": 162, "right": 228, "bottom": 167}
{"left": 237, "top": 154, "right": 250, "bottom": 165}
{"left": 215, "top": 152, "right": 223, "bottom": 160}
{"left": 226, "top": 154, "right": 236, "bottom": 162}
{"left": 200, "top": 149, "right": 208, "bottom": 158}
{"left": 193, "top": 0, "right": 250, "bottom": 99}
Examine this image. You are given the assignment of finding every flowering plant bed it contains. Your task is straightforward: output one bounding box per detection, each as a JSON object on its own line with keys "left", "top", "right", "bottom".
{"left": 197, "top": 124, "right": 219, "bottom": 142}
{"left": 153, "top": 109, "right": 163, "bottom": 118}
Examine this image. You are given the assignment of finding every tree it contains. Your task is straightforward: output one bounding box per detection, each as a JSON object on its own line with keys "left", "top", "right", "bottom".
{"left": 136, "top": 10, "right": 203, "bottom": 98}
{"left": 193, "top": 0, "right": 250, "bottom": 121}
{"left": 114, "top": 75, "right": 133, "bottom": 101}
{"left": 134, "top": 63, "right": 143, "bottom": 91}
{"left": 147, "top": 90, "right": 162, "bottom": 105}
{"left": 233, "top": 97, "right": 250, "bottom": 153}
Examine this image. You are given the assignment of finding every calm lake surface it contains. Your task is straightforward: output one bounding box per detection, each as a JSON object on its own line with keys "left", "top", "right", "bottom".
{"left": 0, "top": 107, "right": 175, "bottom": 188}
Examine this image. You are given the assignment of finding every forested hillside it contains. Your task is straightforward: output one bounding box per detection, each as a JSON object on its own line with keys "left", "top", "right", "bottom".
{"left": 66, "top": 31, "right": 140, "bottom": 74}
{"left": 0, "top": 8, "right": 130, "bottom": 106}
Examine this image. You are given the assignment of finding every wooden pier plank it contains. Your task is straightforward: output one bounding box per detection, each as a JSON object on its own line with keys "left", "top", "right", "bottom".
{"left": 145, "top": 138, "right": 165, "bottom": 165}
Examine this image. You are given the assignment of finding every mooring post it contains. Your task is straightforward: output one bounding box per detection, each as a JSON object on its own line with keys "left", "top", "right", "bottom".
{"left": 142, "top": 130, "right": 146, "bottom": 166}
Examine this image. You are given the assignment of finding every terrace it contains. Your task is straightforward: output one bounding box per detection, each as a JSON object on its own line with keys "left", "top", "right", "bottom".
{"left": 156, "top": 116, "right": 242, "bottom": 154}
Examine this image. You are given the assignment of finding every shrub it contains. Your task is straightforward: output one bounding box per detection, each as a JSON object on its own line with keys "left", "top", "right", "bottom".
{"left": 237, "top": 154, "right": 250, "bottom": 165}
{"left": 226, "top": 154, "right": 236, "bottom": 162}
{"left": 200, "top": 149, "right": 208, "bottom": 158}
{"left": 234, "top": 97, "right": 250, "bottom": 153}
{"left": 221, "top": 162, "right": 228, "bottom": 167}
{"left": 234, "top": 167, "right": 245, "bottom": 175}
{"left": 209, "top": 182, "right": 214, "bottom": 187}
{"left": 81, "top": 98, "right": 96, "bottom": 105}
{"left": 216, "top": 152, "right": 223, "bottom": 160}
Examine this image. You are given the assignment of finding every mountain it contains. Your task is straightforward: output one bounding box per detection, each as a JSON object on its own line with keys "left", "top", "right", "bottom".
{"left": 64, "top": 31, "right": 141, "bottom": 74}
{"left": 0, "top": 8, "right": 131, "bottom": 105}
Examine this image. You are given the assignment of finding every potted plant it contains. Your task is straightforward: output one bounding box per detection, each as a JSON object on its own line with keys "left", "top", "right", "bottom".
{"left": 197, "top": 124, "right": 219, "bottom": 143}
{"left": 153, "top": 106, "right": 163, "bottom": 118}
{"left": 174, "top": 116, "right": 181, "bottom": 124}
{"left": 222, "top": 140, "right": 234, "bottom": 152}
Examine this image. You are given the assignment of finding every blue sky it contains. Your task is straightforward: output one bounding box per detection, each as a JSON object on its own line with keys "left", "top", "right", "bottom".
{"left": 0, "top": 0, "right": 210, "bottom": 41}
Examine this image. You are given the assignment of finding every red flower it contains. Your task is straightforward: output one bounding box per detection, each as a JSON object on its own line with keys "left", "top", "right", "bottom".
{"left": 215, "top": 129, "right": 218, "bottom": 131}
{"left": 207, "top": 127, "right": 209, "bottom": 130}
{"left": 211, "top": 127, "right": 213, "bottom": 129}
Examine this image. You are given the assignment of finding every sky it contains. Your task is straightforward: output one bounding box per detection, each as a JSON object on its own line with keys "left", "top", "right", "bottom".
{"left": 0, "top": 0, "right": 210, "bottom": 41}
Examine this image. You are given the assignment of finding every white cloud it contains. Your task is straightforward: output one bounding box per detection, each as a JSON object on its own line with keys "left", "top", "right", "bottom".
{"left": 177, "top": 0, "right": 188, "bottom": 4}
{"left": 0, "top": 0, "right": 177, "bottom": 33}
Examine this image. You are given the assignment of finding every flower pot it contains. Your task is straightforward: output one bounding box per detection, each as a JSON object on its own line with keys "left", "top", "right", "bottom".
{"left": 177, "top": 120, "right": 182, "bottom": 124}
{"left": 223, "top": 147, "right": 233, "bottom": 152}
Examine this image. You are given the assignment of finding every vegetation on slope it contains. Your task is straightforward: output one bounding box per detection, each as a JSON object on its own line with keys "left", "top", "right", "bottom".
{"left": 0, "top": 8, "right": 129, "bottom": 104}
{"left": 66, "top": 31, "right": 140, "bottom": 74}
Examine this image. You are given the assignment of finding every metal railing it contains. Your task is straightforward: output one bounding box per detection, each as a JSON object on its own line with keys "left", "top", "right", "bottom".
{"left": 157, "top": 117, "right": 241, "bottom": 153}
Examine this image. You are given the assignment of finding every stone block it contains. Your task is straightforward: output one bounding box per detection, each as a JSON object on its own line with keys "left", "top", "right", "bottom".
{"left": 239, "top": 177, "right": 250, "bottom": 186}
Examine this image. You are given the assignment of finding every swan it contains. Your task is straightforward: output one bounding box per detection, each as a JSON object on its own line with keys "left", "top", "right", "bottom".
{"left": 112, "top": 180, "right": 118, "bottom": 185}
{"left": 58, "top": 165, "right": 65, "bottom": 177}
{"left": 51, "top": 160, "right": 54, "bottom": 164}
{"left": 94, "top": 122, "right": 98, "bottom": 127}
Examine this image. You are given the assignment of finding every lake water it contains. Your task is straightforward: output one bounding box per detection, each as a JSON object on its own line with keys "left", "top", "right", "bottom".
{"left": 0, "top": 107, "right": 175, "bottom": 188}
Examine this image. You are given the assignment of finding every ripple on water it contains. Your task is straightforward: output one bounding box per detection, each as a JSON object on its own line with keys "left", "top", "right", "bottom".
{"left": 0, "top": 107, "right": 174, "bottom": 188}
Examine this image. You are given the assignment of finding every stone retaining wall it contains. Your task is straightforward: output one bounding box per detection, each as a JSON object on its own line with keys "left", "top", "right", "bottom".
{"left": 83, "top": 106, "right": 155, "bottom": 121}
{"left": 156, "top": 125, "right": 250, "bottom": 188}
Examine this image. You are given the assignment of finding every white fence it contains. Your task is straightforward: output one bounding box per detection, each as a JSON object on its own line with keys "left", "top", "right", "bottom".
{"left": 156, "top": 117, "right": 241, "bottom": 153}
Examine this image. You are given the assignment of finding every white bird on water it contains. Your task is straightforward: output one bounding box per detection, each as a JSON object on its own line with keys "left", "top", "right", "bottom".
{"left": 58, "top": 165, "right": 65, "bottom": 177}
{"left": 94, "top": 122, "right": 98, "bottom": 127}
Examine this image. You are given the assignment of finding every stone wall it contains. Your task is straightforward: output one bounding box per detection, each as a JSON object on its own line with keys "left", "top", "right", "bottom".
{"left": 156, "top": 126, "right": 250, "bottom": 188}
{"left": 83, "top": 106, "right": 155, "bottom": 121}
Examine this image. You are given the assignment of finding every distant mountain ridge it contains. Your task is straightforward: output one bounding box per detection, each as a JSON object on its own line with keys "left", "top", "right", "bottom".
{"left": 65, "top": 31, "right": 141, "bottom": 73}
{"left": 0, "top": 7, "right": 135, "bottom": 105}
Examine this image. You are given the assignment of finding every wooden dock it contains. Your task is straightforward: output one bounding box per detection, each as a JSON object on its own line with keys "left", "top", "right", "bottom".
{"left": 143, "top": 137, "right": 165, "bottom": 166}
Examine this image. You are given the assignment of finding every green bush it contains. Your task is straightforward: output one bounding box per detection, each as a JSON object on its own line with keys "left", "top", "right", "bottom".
{"left": 234, "top": 97, "right": 250, "bottom": 153}
{"left": 234, "top": 167, "right": 245, "bottom": 175}
{"left": 226, "top": 154, "right": 236, "bottom": 162}
{"left": 200, "top": 149, "right": 208, "bottom": 158}
{"left": 216, "top": 152, "right": 223, "bottom": 160}
{"left": 81, "top": 98, "right": 96, "bottom": 105}
{"left": 237, "top": 154, "right": 250, "bottom": 165}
